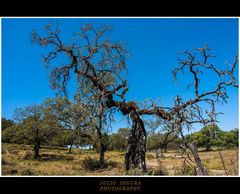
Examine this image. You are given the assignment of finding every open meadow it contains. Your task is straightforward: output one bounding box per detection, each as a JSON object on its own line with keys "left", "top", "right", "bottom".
{"left": 2, "top": 143, "right": 238, "bottom": 176}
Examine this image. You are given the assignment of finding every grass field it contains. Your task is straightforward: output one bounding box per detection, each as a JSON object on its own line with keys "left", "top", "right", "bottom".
{"left": 1, "top": 143, "right": 238, "bottom": 176}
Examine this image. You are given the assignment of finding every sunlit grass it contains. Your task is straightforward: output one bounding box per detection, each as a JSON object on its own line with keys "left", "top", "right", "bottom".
{"left": 2, "top": 143, "right": 238, "bottom": 176}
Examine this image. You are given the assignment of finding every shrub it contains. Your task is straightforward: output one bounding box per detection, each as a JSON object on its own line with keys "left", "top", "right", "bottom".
{"left": 126, "top": 168, "right": 145, "bottom": 175}
{"left": 147, "top": 167, "right": 168, "bottom": 176}
{"left": 146, "top": 153, "right": 155, "bottom": 160}
{"left": 2, "top": 149, "right": 7, "bottom": 154}
{"left": 39, "top": 153, "right": 74, "bottom": 161}
{"left": 2, "top": 158, "right": 7, "bottom": 165}
{"left": 174, "top": 161, "right": 197, "bottom": 175}
{"left": 107, "top": 160, "right": 118, "bottom": 169}
{"left": 10, "top": 169, "right": 18, "bottom": 175}
{"left": 23, "top": 151, "right": 33, "bottom": 160}
{"left": 147, "top": 160, "right": 168, "bottom": 175}
{"left": 2, "top": 157, "right": 16, "bottom": 167}
{"left": 22, "top": 169, "right": 35, "bottom": 175}
{"left": 8, "top": 147, "right": 20, "bottom": 155}
{"left": 82, "top": 157, "right": 117, "bottom": 171}
{"left": 126, "top": 167, "right": 167, "bottom": 176}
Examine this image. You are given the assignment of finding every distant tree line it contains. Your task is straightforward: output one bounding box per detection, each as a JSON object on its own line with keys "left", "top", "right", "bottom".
{"left": 2, "top": 112, "right": 238, "bottom": 159}
{"left": 186, "top": 125, "right": 238, "bottom": 150}
{"left": 2, "top": 98, "right": 103, "bottom": 160}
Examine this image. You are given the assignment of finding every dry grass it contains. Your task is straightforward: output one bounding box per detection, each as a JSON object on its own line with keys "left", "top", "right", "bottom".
{"left": 1, "top": 143, "right": 238, "bottom": 176}
{"left": 199, "top": 149, "right": 239, "bottom": 176}
{"left": 2, "top": 143, "right": 125, "bottom": 176}
{"left": 145, "top": 149, "right": 238, "bottom": 176}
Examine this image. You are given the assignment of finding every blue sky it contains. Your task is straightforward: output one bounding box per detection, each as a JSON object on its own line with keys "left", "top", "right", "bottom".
{"left": 1, "top": 18, "right": 239, "bottom": 133}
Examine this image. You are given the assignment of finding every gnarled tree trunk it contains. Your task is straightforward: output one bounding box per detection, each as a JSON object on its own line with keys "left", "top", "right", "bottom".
{"left": 125, "top": 109, "right": 146, "bottom": 171}
{"left": 106, "top": 96, "right": 147, "bottom": 171}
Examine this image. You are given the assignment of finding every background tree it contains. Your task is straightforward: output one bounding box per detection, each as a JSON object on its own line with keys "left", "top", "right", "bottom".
{"left": 189, "top": 124, "right": 223, "bottom": 151}
{"left": 2, "top": 117, "right": 17, "bottom": 144}
{"left": 221, "top": 129, "right": 238, "bottom": 148}
{"left": 146, "top": 129, "right": 180, "bottom": 158}
{"left": 109, "top": 128, "right": 130, "bottom": 151}
{"left": 94, "top": 131, "right": 111, "bottom": 165}
{"left": 145, "top": 118, "right": 180, "bottom": 158}
{"left": 13, "top": 103, "right": 60, "bottom": 159}
{"left": 89, "top": 99, "right": 114, "bottom": 167}
{"left": 146, "top": 131, "right": 161, "bottom": 157}
{"left": 43, "top": 97, "right": 94, "bottom": 154}
{"left": 158, "top": 124, "right": 180, "bottom": 157}
{"left": 1, "top": 117, "right": 15, "bottom": 131}
{"left": 51, "top": 129, "right": 77, "bottom": 153}
{"left": 32, "top": 23, "right": 147, "bottom": 170}
{"left": 44, "top": 96, "right": 114, "bottom": 166}
{"left": 46, "top": 96, "right": 111, "bottom": 166}
{"left": 2, "top": 125, "right": 25, "bottom": 144}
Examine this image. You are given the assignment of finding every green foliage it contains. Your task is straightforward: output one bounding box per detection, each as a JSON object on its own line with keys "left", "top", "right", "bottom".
{"left": 147, "top": 132, "right": 162, "bottom": 151}
{"left": 146, "top": 131, "right": 180, "bottom": 152}
{"left": 101, "top": 133, "right": 111, "bottom": 149}
{"left": 109, "top": 128, "right": 130, "bottom": 151}
{"left": 2, "top": 125, "right": 25, "bottom": 144}
{"left": 188, "top": 125, "right": 239, "bottom": 150}
{"left": 1, "top": 117, "right": 15, "bottom": 131}
{"left": 3, "top": 102, "right": 62, "bottom": 159}
{"left": 188, "top": 132, "right": 209, "bottom": 150}
{"left": 188, "top": 124, "right": 221, "bottom": 151}
{"left": 51, "top": 130, "right": 76, "bottom": 147}
{"left": 13, "top": 103, "right": 60, "bottom": 144}
{"left": 220, "top": 129, "right": 238, "bottom": 148}
{"left": 44, "top": 97, "right": 95, "bottom": 133}
{"left": 91, "top": 132, "right": 111, "bottom": 153}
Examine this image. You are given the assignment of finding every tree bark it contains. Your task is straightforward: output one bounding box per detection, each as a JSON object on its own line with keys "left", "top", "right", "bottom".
{"left": 95, "top": 113, "right": 108, "bottom": 168}
{"left": 159, "top": 147, "right": 164, "bottom": 158}
{"left": 187, "top": 142, "right": 208, "bottom": 175}
{"left": 155, "top": 148, "right": 159, "bottom": 159}
{"left": 205, "top": 143, "right": 211, "bottom": 151}
{"left": 99, "top": 143, "right": 107, "bottom": 167}
{"left": 34, "top": 128, "right": 41, "bottom": 159}
{"left": 33, "top": 142, "right": 40, "bottom": 159}
{"left": 125, "top": 109, "right": 146, "bottom": 171}
{"left": 106, "top": 96, "right": 147, "bottom": 171}
{"left": 68, "top": 144, "right": 73, "bottom": 154}
{"left": 161, "top": 131, "right": 175, "bottom": 153}
{"left": 164, "top": 145, "right": 168, "bottom": 153}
